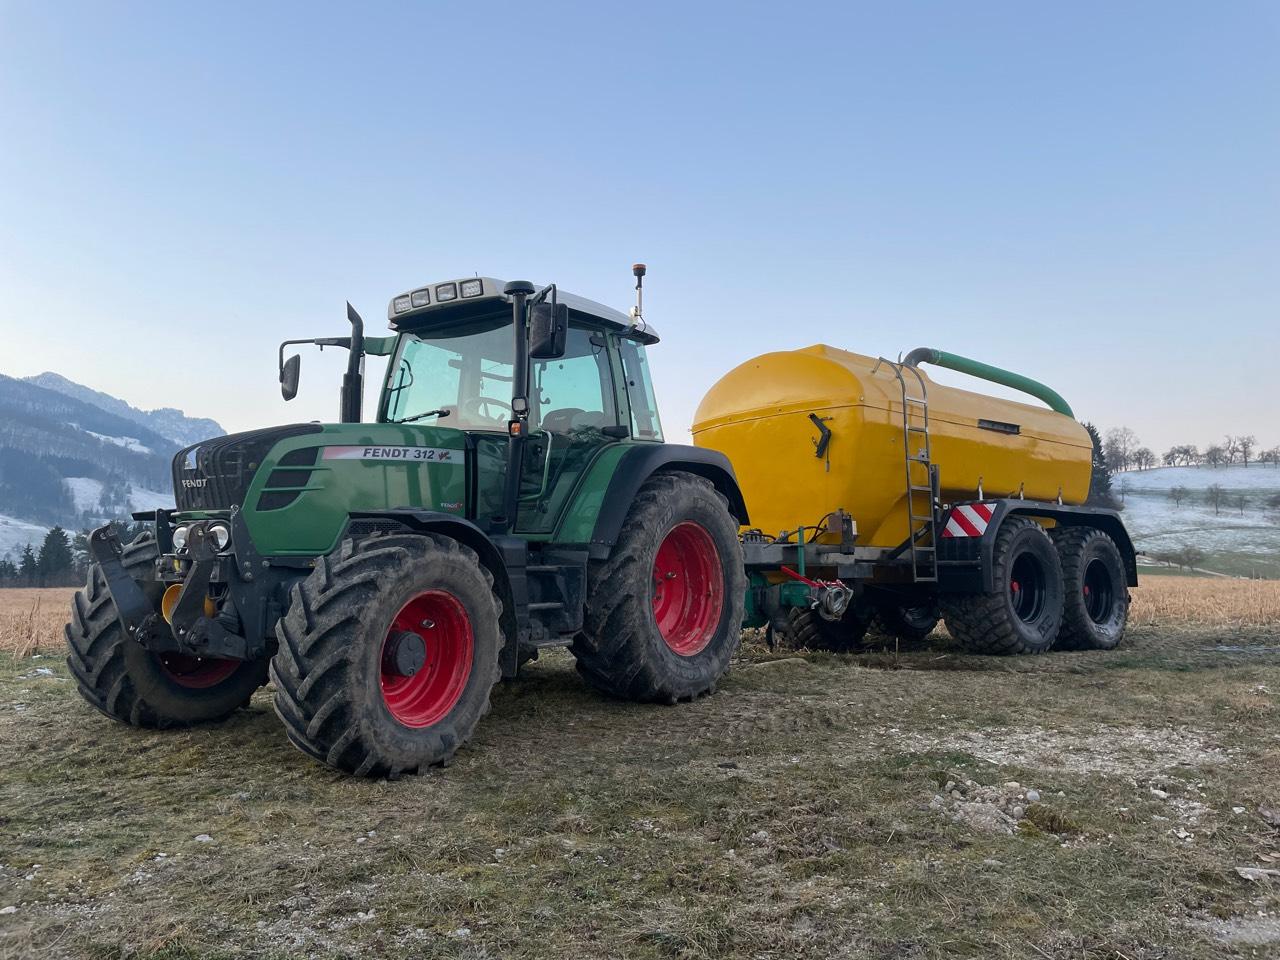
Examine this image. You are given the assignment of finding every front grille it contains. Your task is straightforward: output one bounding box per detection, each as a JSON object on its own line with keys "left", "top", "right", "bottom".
{"left": 173, "top": 425, "right": 322, "bottom": 511}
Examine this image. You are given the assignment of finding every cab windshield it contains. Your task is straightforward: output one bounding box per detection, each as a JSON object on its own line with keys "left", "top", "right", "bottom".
{"left": 382, "top": 319, "right": 514, "bottom": 430}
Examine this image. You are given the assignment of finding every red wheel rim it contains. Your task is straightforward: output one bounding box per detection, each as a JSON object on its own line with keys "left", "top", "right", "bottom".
{"left": 379, "top": 591, "right": 473, "bottom": 728}
{"left": 652, "top": 521, "right": 724, "bottom": 656}
{"left": 156, "top": 653, "right": 240, "bottom": 689}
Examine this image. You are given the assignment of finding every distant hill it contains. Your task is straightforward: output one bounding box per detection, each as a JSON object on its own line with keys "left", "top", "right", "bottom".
{"left": 1116, "top": 464, "right": 1280, "bottom": 578}
{"left": 0, "top": 373, "right": 224, "bottom": 559}
{"left": 25, "top": 371, "right": 224, "bottom": 447}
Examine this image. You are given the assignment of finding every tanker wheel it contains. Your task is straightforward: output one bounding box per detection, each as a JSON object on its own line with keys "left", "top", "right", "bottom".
{"left": 572, "top": 472, "right": 745, "bottom": 703}
{"left": 939, "top": 517, "right": 1064, "bottom": 655}
{"left": 271, "top": 533, "right": 501, "bottom": 777}
{"left": 783, "top": 602, "right": 876, "bottom": 652}
{"left": 65, "top": 531, "right": 267, "bottom": 728}
{"left": 1051, "top": 527, "right": 1129, "bottom": 650}
{"left": 872, "top": 599, "right": 940, "bottom": 644}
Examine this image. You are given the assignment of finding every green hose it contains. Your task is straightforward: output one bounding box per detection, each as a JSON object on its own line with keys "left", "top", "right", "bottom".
{"left": 902, "top": 347, "right": 1074, "bottom": 419}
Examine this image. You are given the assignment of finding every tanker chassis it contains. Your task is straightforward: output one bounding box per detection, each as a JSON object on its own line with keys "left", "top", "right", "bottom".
{"left": 67, "top": 267, "right": 1135, "bottom": 777}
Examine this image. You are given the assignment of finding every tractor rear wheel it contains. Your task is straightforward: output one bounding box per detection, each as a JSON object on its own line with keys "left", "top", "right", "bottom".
{"left": 271, "top": 533, "right": 501, "bottom": 777}
{"left": 872, "top": 599, "right": 940, "bottom": 644}
{"left": 573, "top": 472, "right": 744, "bottom": 703}
{"left": 783, "top": 602, "right": 876, "bottom": 652}
{"left": 1052, "top": 527, "right": 1129, "bottom": 650}
{"left": 940, "top": 517, "right": 1064, "bottom": 655}
{"left": 65, "top": 531, "right": 267, "bottom": 728}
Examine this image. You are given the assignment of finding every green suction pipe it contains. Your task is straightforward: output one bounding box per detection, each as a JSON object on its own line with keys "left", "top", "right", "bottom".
{"left": 902, "top": 347, "right": 1075, "bottom": 419}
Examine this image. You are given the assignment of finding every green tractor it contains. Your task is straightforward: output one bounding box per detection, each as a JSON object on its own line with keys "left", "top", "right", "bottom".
{"left": 66, "top": 267, "right": 749, "bottom": 776}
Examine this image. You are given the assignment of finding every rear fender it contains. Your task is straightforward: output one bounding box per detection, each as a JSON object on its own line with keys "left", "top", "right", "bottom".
{"left": 584, "top": 445, "right": 749, "bottom": 558}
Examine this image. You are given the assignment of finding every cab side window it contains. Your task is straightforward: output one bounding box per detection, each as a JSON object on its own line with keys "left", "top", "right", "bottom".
{"left": 531, "top": 327, "right": 617, "bottom": 434}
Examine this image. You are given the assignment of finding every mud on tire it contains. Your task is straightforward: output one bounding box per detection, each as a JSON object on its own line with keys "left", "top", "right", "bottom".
{"left": 270, "top": 533, "right": 502, "bottom": 777}
{"left": 65, "top": 531, "right": 268, "bottom": 728}
{"left": 572, "top": 472, "right": 745, "bottom": 703}
{"left": 1052, "top": 526, "right": 1129, "bottom": 651}
{"left": 940, "top": 517, "right": 1064, "bottom": 655}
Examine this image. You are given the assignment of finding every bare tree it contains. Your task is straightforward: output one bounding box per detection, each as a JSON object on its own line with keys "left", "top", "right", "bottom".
{"left": 1180, "top": 545, "right": 1206, "bottom": 570}
{"left": 1132, "top": 447, "right": 1156, "bottom": 470}
{"left": 1264, "top": 447, "right": 1280, "bottom": 468}
{"left": 1234, "top": 493, "right": 1248, "bottom": 516}
{"left": 1206, "top": 483, "right": 1226, "bottom": 515}
{"left": 1225, "top": 435, "right": 1242, "bottom": 465}
{"left": 1104, "top": 427, "right": 1139, "bottom": 472}
{"left": 1168, "top": 485, "right": 1189, "bottom": 507}
{"left": 1204, "top": 445, "right": 1227, "bottom": 468}
{"left": 1237, "top": 434, "right": 1257, "bottom": 467}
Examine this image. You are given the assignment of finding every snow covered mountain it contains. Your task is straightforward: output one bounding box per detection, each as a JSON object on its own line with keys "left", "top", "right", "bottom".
{"left": 0, "top": 372, "right": 224, "bottom": 558}
{"left": 25, "top": 371, "right": 224, "bottom": 447}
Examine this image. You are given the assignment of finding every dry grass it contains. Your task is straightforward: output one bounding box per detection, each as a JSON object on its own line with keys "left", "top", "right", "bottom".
{"left": 1131, "top": 575, "right": 1280, "bottom": 627}
{"left": 0, "top": 588, "right": 73, "bottom": 658}
{"left": 1, "top": 578, "right": 1279, "bottom": 959}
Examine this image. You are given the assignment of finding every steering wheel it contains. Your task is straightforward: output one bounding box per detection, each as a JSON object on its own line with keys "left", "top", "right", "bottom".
{"left": 462, "top": 396, "right": 512, "bottom": 422}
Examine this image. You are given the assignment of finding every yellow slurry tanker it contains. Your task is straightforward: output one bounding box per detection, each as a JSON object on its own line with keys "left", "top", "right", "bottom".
{"left": 695, "top": 343, "right": 1134, "bottom": 655}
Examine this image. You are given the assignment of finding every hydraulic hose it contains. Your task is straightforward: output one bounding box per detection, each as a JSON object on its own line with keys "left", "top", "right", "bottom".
{"left": 902, "top": 347, "right": 1074, "bottom": 418}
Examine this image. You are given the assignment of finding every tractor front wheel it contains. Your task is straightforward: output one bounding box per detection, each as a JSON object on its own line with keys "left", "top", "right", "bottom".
{"left": 65, "top": 532, "right": 267, "bottom": 728}
{"left": 573, "top": 472, "right": 745, "bottom": 703}
{"left": 270, "top": 533, "right": 501, "bottom": 777}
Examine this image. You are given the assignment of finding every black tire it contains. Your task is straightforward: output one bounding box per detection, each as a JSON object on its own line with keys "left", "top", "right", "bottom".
{"left": 572, "top": 472, "right": 745, "bottom": 703}
{"left": 1052, "top": 527, "right": 1129, "bottom": 650}
{"left": 270, "top": 533, "right": 502, "bottom": 777}
{"left": 872, "top": 600, "right": 940, "bottom": 643}
{"left": 65, "top": 531, "right": 268, "bottom": 728}
{"left": 784, "top": 602, "right": 875, "bottom": 652}
{"left": 940, "top": 517, "right": 1064, "bottom": 655}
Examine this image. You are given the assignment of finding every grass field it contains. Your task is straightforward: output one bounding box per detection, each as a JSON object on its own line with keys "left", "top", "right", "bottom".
{"left": 2, "top": 582, "right": 1279, "bottom": 959}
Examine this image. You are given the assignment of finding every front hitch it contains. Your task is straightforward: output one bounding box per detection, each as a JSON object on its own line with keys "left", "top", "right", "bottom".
{"left": 166, "top": 523, "right": 252, "bottom": 659}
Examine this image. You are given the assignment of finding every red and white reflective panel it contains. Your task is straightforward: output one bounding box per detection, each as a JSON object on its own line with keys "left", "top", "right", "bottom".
{"left": 942, "top": 502, "right": 995, "bottom": 538}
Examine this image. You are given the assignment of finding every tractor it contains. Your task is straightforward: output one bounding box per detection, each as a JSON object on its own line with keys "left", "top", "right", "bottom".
{"left": 67, "top": 267, "right": 748, "bottom": 776}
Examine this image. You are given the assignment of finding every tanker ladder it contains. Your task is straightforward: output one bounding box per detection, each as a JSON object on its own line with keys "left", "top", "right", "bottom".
{"left": 875, "top": 356, "right": 940, "bottom": 582}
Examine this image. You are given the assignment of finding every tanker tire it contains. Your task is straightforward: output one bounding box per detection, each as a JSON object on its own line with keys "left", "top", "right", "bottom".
{"left": 1051, "top": 527, "right": 1129, "bottom": 651}
{"left": 872, "top": 600, "right": 940, "bottom": 644}
{"left": 572, "top": 472, "right": 745, "bottom": 704}
{"left": 65, "top": 531, "right": 268, "bottom": 728}
{"left": 940, "top": 517, "right": 1064, "bottom": 655}
{"left": 270, "top": 533, "right": 501, "bottom": 777}
{"left": 784, "top": 603, "right": 875, "bottom": 652}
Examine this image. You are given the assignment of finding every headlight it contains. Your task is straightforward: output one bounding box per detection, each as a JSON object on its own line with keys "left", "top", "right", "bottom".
{"left": 392, "top": 295, "right": 412, "bottom": 314}
{"left": 435, "top": 282, "right": 457, "bottom": 302}
{"left": 459, "top": 279, "right": 483, "bottom": 298}
{"left": 410, "top": 288, "right": 430, "bottom": 308}
{"left": 208, "top": 522, "right": 232, "bottom": 552}
{"left": 172, "top": 525, "right": 191, "bottom": 551}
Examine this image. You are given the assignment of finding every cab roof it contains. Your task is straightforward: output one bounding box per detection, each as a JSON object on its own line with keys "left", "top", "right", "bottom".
{"left": 386, "top": 276, "right": 660, "bottom": 345}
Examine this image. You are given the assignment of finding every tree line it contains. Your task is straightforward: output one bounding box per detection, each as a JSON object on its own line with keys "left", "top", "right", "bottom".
{"left": 1102, "top": 427, "right": 1278, "bottom": 473}
{"left": 0, "top": 521, "right": 147, "bottom": 588}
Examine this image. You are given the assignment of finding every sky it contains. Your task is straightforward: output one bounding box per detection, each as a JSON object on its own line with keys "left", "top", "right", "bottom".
{"left": 1, "top": 1, "right": 1277, "bottom": 454}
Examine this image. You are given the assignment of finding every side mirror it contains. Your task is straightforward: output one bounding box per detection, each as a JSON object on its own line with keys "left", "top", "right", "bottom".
{"left": 280, "top": 354, "right": 301, "bottom": 401}
{"left": 529, "top": 302, "right": 568, "bottom": 360}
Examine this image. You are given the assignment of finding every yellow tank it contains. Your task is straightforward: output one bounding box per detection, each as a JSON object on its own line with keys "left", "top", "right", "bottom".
{"left": 691, "top": 345, "right": 1093, "bottom": 548}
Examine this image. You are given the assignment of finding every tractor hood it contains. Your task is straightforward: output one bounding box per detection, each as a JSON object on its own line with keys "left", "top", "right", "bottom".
{"left": 174, "top": 422, "right": 470, "bottom": 556}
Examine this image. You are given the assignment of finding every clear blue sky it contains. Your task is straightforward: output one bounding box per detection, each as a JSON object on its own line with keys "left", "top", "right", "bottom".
{"left": 1, "top": 2, "right": 1276, "bottom": 453}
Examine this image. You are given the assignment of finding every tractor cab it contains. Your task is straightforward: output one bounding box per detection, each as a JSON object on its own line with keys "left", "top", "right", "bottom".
{"left": 376, "top": 277, "right": 664, "bottom": 534}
